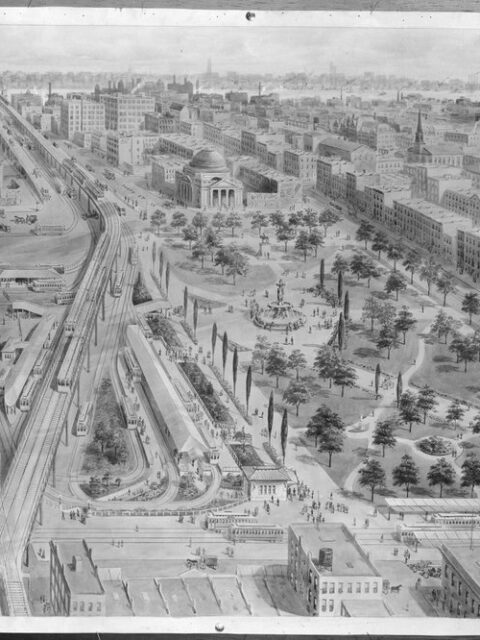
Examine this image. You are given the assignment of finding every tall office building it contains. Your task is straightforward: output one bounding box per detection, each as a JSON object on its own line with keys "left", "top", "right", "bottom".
{"left": 101, "top": 94, "right": 155, "bottom": 133}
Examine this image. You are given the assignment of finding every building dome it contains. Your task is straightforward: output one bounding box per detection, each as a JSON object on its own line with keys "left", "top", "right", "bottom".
{"left": 189, "top": 149, "right": 228, "bottom": 173}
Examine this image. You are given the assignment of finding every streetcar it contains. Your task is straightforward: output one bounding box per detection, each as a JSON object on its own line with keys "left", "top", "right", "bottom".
{"left": 228, "top": 524, "right": 284, "bottom": 543}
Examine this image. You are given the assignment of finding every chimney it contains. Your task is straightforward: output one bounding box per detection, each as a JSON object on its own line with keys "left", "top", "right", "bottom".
{"left": 72, "top": 555, "right": 83, "bottom": 572}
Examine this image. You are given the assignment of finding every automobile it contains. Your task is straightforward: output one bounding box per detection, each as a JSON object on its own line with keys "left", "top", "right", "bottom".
{"left": 85, "top": 164, "right": 94, "bottom": 172}
{"left": 52, "top": 142, "right": 58, "bottom": 147}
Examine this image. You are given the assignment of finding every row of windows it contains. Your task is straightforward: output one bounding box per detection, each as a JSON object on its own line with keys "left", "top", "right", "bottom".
{"left": 71, "top": 600, "right": 102, "bottom": 613}
{"left": 258, "top": 484, "right": 277, "bottom": 495}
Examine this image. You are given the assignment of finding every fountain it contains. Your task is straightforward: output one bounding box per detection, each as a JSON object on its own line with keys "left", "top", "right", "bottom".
{"left": 253, "top": 278, "right": 306, "bottom": 331}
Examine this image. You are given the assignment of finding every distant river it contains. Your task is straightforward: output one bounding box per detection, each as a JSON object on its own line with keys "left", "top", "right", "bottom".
{"left": 3, "top": 0, "right": 480, "bottom": 9}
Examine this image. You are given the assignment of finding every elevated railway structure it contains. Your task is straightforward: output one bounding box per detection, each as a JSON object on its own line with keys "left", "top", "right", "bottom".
{"left": 0, "top": 96, "right": 123, "bottom": 615}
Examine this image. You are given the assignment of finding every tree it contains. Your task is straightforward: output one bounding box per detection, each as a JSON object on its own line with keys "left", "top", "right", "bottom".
{"left": 458, "top": 337, "right": 477, "bottom": 372}
{"left": 276, "top": 223, "right": 296, "bottom": 252}
{"left": 171, "top": 211, "right": 188, "bottom": 229}
{"left": 319, "top": 426, "right": 345, "bottom": 468}
{"left": 420, "top": 257, "right": 439, "bottom": 296}
{"left": 204, "top": 227, "right": 222, "bottom": 260}
{"left": 159, "top": 250, "right": 164, "bottom": 281}
{"left": 431, "top": 309, "right": 457, "bottom": 344}
{"left": 183, "top": 286, "right": 188, "bottom": 320}
{"left": 192, "top": 240, "right": 208, "bottom": 269}
{"left": 376, "top": 323, "right": 399, "bottom": 360}
{"left": 280, "top": 408, "right": 289, "bottom": 463}
{"left": 313, "top": 345, "right": 338, "bottom": 387}
{"left": 362, "top": 259, "right": 381, "bottom": 288}
{"left": 416, "top": 385, "right": 437, "bottom": 423}
{"left": 399, "top": 390, "right": 421, "bottom": 432}
{"left": 427, "top": 458, "right": 455, "bottom": 498}
{"left": 318, "top": 209, "right": 341, "bottom": 235}
{"left": 319, "top": 258, "right": 325, "bottom": 289}
{"left": 394, "top": 306, "right": 417, "bottom": 344}
{"left": 251, "top": 212, "right": 268, "bottom": 236}
{"left": 152, "top": 241, "right": 157, "bottom": 264}
{"left": 396, "top": 372, "right": 403, "bottom": 408}
{"left": 387, "top": 243, "right": 404, "bottom": 271}
{"left": 371, "top": 230, "right": 389, "bottom": 260}
{"left": 245, "top": 365, "right": 252, "bottom": 414}
{"left": 225, "top": 247, "right": 249, "bottom": 285}
{"left": 193, "top": 298, "right": 199, "bottom": 339}
{"left": 222, "top": 331, "right": 229, "bottom": 378}
{"left": 385, "top": 271, "right": 407, "bottom": 301}
{"left": 359, "top": 459, "right": 386, "bottom": 501}
{"left": 267, "top": 391, "right": 274, "bottom": 444}
{"left": 211, "top": 212, "right": 226, "bottom": 233}
{"left": 211, "top": 322, "right": 218, "bottom": 364}
{"left": 287, "top": 349, "right": 307, "bottom": 380}
{"left": 192, "top": 211, "right": 208, "bottom": 237}
{"left": 302, "top": 208, "right": 319, "bottom": 233}
{"left": 88, "top": 476, "right": 103, "bottom": 497}
{"left": 288, "top": 211, "right": 304, "bottom": 231}
{"left": 373, "top": 419, "right": 397, "bottom": 457}
{"left": 232, "top": 347, "right": 238, "bottom": 396}
{"left": 446, "top": 399, "right": 464, "bottom": 430}
{"left": 461, "top": 454, "right": 480, "bottom": 497}
{"left": 332, "top": 360, "right": 357, "bottom": 397}
{"left": 165, "top": 262, "right": 170, "bottom": 295}
{"left": 93, "top": 421, "right": 112, "bottom": 455}
{"left": 252, "top": 335, "right": 271, "bottom": 374}
{"left": 356, "top": 220, "right": 375, "bottom": 249}
{"left": 182, "top": 224, "right": 197, "bottom": 249}
{"left": 374, "top": 363, "right": 381, "bottom": 399}
{"left": 331, "top": 253, "right": 349, "bottom": 276}
{"left": 225, "top": 212, "right": 242, "bottom": 237}
{"left": 436, "top": 272, "right": 456, "bottom": 307}
{"left": 308, "top": 229, "right": 323, "bottom": 257}
{"left": 392, "top": 454, "right": 420, "bottom": 497}
{"left": 471, "top": 413, "right": 480, "bottom": 434}
{"left": 337, "top": 270, "right": 343, "bottom": 303}
{"left": 403, "top": 249, "right": 421, "bottom": 285}
{"left": 377, "top": 301, "right": 397, "bottom": 328}
{"left": 343, "top": 291, "right": 350, "bottom": 321}
{"left": 283, "top": 380, "right": 310, "bottom": 416}
{"left": 214, "top": 246, "right": 232, "bottom": 275}
{"left": 307, "top": 404, "right": 346, "bottom": 448}
{"left": 295, "top": 230, "right": 313, "bottom": 261}
{"left": 350, "top": 253, "right": 368, "bottom": 281}
{"left": 269, "top": 211, "right": 285, "bottom": 228}
{"left": 362, "top": 296, "right": 382, "bottom": 331}
{"left": 265, "top": 345, "right": 288, "bottom": 388}
{"left": 462, "top": 292, "right": 480, "bottom": 325}
{"left": 337, "top": 311, "right": 345, "bottom": 351}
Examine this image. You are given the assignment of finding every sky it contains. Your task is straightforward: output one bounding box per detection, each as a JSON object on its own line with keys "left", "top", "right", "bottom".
{"left": 0, "top": 23, "right": 478, "bottom": 80}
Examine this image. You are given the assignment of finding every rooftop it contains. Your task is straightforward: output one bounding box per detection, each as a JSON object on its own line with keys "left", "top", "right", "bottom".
{"left": 441, "top": 545, "right": 480, "bottom": 592}
{"left": 53, "top": 540, "right": 104, "bottom": 596}
{"left": 189, "top": 149, "right": 228, "bottom": 173}
{"left": 290, "top": 523, "right": 379, "bottom": 577}
{"left": 243, "top": 466, "right": 291, "bottom": 482}
{"left": 126, "top": 324, "right": 207, "bottom": 456}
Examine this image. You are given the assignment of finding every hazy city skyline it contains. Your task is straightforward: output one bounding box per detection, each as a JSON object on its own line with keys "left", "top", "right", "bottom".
{"left": 0, "top": 25, "right": 479, "bottom": 80}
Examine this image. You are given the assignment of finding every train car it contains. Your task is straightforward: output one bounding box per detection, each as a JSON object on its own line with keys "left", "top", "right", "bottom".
{"left": 33, "top": 348, "right": 50, "bottom": 376}
{"left": 75, "top": 400, "right": 92, "bottom": 436}
{"left": 228, "top": 524, "right": 284, "bottom": 543}
{"left": 123, "top": 346, "right": 141, "bottom": 382}
{"left": 129, "top": 245, "right": 138, "bottom": 266}
{"left": 55, "top": 290, "right": 76, "bottom": 305}
{"left": 137, "top": 314, "right": 153, "bottom": 340}
{"left": 19, "top": 376, "right": 37, "bottom": 412}
{"left": 121, "top": 395, "right": 138, "bottom": 429}
{"left": 207, "top": 512, "right": 258, "bottom": 533}
{"left": 57, "top": 335, "right": 84, "bottom": 392}
{"left": 431, "top": 512, "right": 480, "bottom": 528}
{"left": 112, "top": 270, "right": 125, "bottom": 298}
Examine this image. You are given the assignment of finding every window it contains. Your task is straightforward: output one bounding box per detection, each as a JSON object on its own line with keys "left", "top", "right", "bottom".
{"left": 373, "top": 583, "right": 378, "bottom": 594}
{"left": 347, "top": 583, "right": 352, "bottom": 594}
{"left": 72, "top": 601, "right": 77, "bottom": 612}
{"left": 338, "top": 583, "right": 343, "bottom": 594}
{"left": 321, "top": 582, "right": 327, "bottom": 594}
{"left": 365, "top": 583, "right": 370, "bottom": 594}
{"left": 80, "top": 601, "right": 85, "bottom": 612}
{"left": 321, "top": 599, "right": 327, "bottom": 612}
{"left": 88, "top": 602, "right": 93, "bottom": 612}
{"left": 329, "top": 599, "right": 334, "bottom": 612}
{"left": 356, "top": 583, "right": 361, "bottom": 593}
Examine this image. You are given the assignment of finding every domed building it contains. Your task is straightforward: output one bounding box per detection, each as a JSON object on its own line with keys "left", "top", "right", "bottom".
{"left": 175, "top": 148, "right": 243, "bottom": 210}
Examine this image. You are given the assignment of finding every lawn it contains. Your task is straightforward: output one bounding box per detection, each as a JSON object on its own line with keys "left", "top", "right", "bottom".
{"left": 253, "top": 369, "right": 378, "bottom": 428}
{"left": 352, "top": 438, "right": 470, "bottom": 505}
{"left": 411, "top": 339, "right": 480, "bottom": 404}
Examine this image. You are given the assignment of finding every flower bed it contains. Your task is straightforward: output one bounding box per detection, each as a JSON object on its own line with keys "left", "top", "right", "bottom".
{"left": 210, "top": 364, "right": 253, "bottom": 425}
{"left": 146, "top": 315, "right": 182, "bottom": 349}
{"left": 179, "top": 361, "right": 232, "bottom": 424}
{"left": 416, "top": 436, "right": 454, "bottom": 456}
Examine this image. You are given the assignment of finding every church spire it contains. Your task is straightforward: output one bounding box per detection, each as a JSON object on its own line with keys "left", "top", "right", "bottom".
{"left": 415, "top": 110, "right": 424, "bottom": 146}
